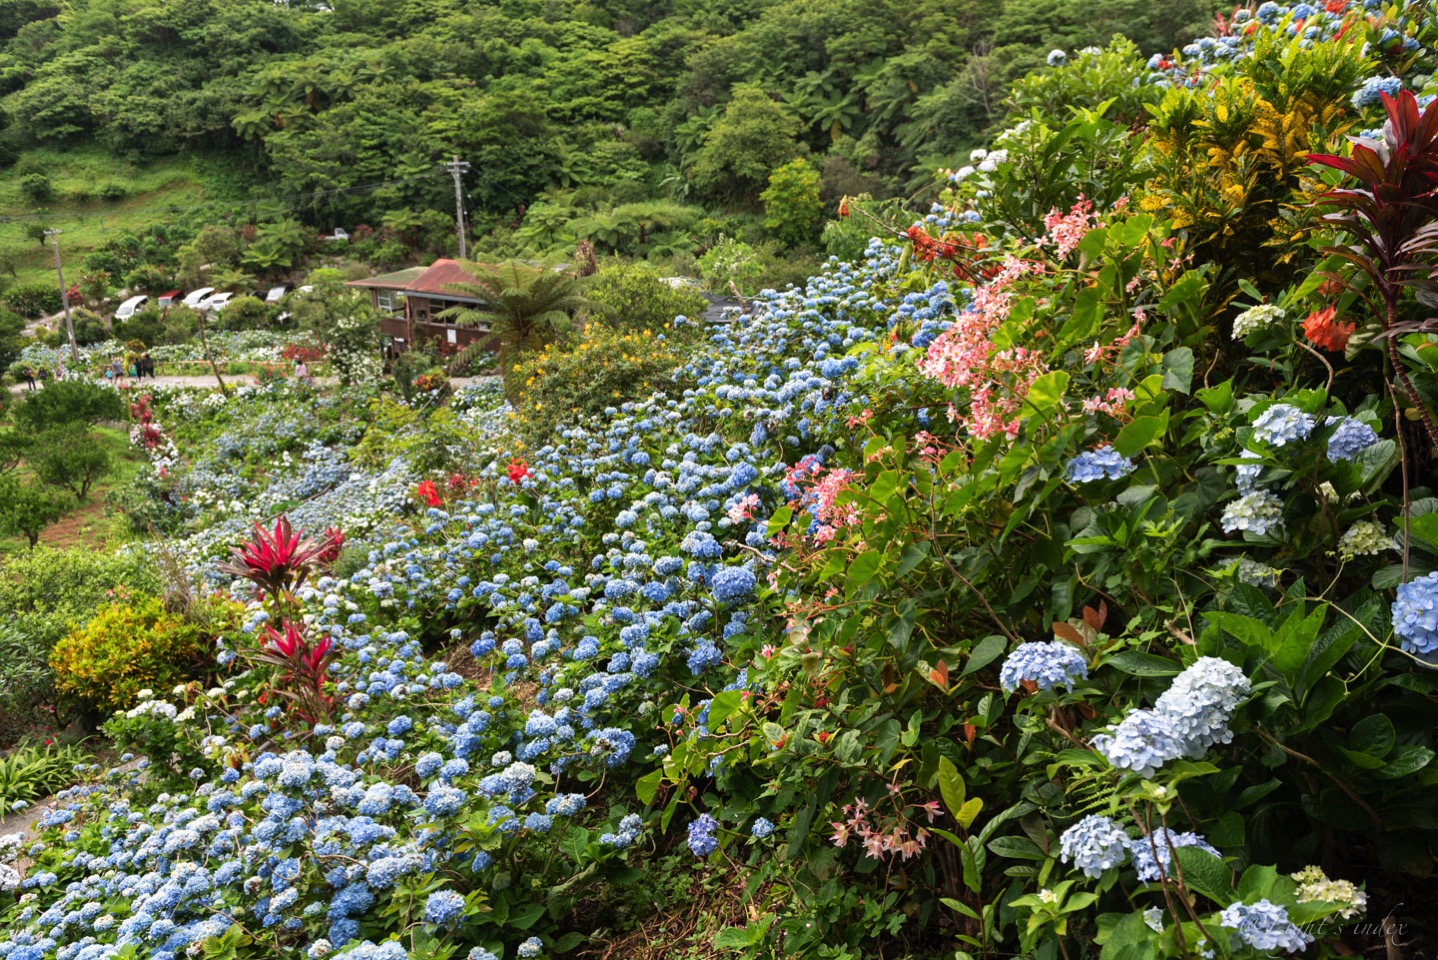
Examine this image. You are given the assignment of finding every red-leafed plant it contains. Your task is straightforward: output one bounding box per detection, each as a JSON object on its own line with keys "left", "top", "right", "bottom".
{"left": 217, "top": 515, "right": 342, "bottom": 604}
{"left": 253, "top": 620, "right": 336, "bottom": 722}
{"left": 415, "top": 480, "right": 443, "bottom": 507}
{"left": 1308, "top": 89, "right": 1438, "bottom": 446}
{"left": 507, "top": 458, "right": 531, "bottom": 484}
{"left": 316, "top": 526, "right": 345, "bottom": 565}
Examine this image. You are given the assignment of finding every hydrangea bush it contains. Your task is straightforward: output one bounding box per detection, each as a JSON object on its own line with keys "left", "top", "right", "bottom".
{"left": 5, "top": 3, "right": 1438, "bottom": 960}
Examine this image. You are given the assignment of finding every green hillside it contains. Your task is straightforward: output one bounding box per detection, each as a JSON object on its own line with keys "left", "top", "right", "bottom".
{"left": 0, "top": 0, "right": 1221, "bottom": 295}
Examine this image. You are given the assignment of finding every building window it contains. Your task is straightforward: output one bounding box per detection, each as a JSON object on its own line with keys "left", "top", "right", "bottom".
{"left": 376, "top": 290, "right": 397, "bottom": 313}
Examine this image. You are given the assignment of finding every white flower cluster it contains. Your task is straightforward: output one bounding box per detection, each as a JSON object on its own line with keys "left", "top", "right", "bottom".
{"left": 1291, "top": 865, "right": 1367, "bottom": 920}
{"left": 1337, "top": 520, "right": 1397, "bottom": 560}
{"left": 1232, "top": 304, "right": 1285, "bottom": 339}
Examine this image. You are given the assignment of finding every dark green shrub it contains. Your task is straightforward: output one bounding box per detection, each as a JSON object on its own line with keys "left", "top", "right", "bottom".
{"left": 98, "top": 182, "right": 128, "bottom": 201}
{"left": 18, "top": 172, "right": 53, "bottom": 203}
{"left": 3, "top": 283, "right": 63, "bottom": 318}
{"left": 0, "top": 475, "right": 70, "bottom": 549}
{"left": 0, "top": 625, "right": 57, "bottom": 746}
{"left": 11, "top": 378, "right": 124, "bottom": 431}
{"left": 29, "top": 424, "right": 112, "bottom": 500}
{"left": 0, "top": 547, "right": 161, "bottom": 653}
{"left": 587, "top": 259, "right": 710, "bottom": 339}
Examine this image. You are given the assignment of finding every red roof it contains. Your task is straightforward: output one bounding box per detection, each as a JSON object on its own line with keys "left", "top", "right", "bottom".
{"left": 402, "top": 259, "right": 489, "bottom": 299}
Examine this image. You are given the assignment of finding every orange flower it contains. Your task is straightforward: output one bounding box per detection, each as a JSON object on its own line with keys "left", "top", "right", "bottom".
{"left": 1303, "top": 307, "right": 1355, "bottom": 352}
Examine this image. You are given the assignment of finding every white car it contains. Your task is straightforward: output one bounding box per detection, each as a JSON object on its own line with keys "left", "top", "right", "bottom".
{"left": 264, "top": 284, "right": 290, "bottom": 303}
{"left": 115, "top": 295, "right": 148, "bottom": 320}
{"left": 182, "top": 287, "right": 215, "bottom": 308}
{"left": 202, "top": 292, "right": 235, "bottom": 312}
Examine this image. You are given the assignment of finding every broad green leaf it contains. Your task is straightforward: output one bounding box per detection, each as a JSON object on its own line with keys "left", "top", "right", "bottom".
{"left": 635, "top": 769, "right": 662, "bottom": 805}
{"left": 1160, "top": 347, "right": 1194, "bottom": 395}
{"left": 1026, "top": 371, "right": 1071, "bottom": 419}
{"left": 1104, "top": 650, "right": 1180, "bottom": 676}
{"left": 707, "top": 690, "right": 743, "bottom": 728}
{"left": 938, "top": 756, "right": 966, "bottom": 818}
{"left": 1173, "top": 846, "right": 1232, "bottom": 906}
{"left": 962, "top": 635, "right": 1007, "bottom": 675}
{"left": 765, "top": 505, "right": 792, "bottom": 536}
{"left": 988, "top": 835, "right": 1047, "bottom": 860}
{"left": 1114, "top": 411, "right": 1169, "bottom": 457}
{"left": 956, "top": 797, "right": 983, "bottom": 829}
{"left": 845, "top": 549, "right": 882, "bottom": 594}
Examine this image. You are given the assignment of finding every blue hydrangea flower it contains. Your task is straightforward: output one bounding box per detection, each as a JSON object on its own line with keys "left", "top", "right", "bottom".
{"left": 687, "top": 813, "right": 719, "bottom": 856}
{"left": 1353, "top": 76, "right": 1404, "bottom": 110}
{"left": 999, "top": 641, "right": 1089, "bottom": 693}
{"left": 1130, "top": 829, "right": 1221, "bottom": 882}
{"left": 1065, "top": 445, "right": 1135, "bottom": 483}
{"left": 1251, "top": 403, "right": 1314, "bottom": 447}
{"left": 751, "top": 817, "right": 775, "bottom": 839}
{"left": 1219, "top": 900, "right": 1313, "bottom": 952}
{"left": 424, "top": 890, "right": 465, "bottom": 925}
{"left": 1059, "top": 815, "right": 1130, "bottom": 878}
{"left": 711, "top": 566, "right": 757, "bottom": 603}
{"left": 516, "top": 936, "right": 544, "bottom": 958}
{"left": 1393, "top": 572, "right": 1438, "bottom": 657}
{"left": 1092, "top": 708, "right": 1185, "bottom": 777}
{"left": 1326, "top": 416, "right": 1379, "bottom": 462}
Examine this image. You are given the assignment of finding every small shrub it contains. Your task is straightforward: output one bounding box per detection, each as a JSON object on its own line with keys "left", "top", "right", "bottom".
{"left": 50, "top": 594, "right": 209, "bottom": 716}
{"left": 11, "top": 379, "right": 124, "bottom": 432}
{"left": 586, "top": 260, "right": 709, "bottom": 340}
{"left": 760, "top": 157, "right": 824, "bottom": 246}
{"left": 0, "top": 742, "right": 93, "bottom": 809}
{"left": 30, "top": 425, "right": 112, "bottom": 500}
{"left": 0, "top": 476, "right": 71, "bottom": 549}
{"left": 510, "top": 326, "right": 692, "bottom": 443}
{"left": 0, "top": 625, "right": 57, "bottom": 747}
{"left": 3, "top": 283, "right": 63, "bottom": 318}
{"left": 98, "top": 182, "right": 128, "bottom": 202}
{"left": 18, "top": 172, "right": 53, "bottom": 203}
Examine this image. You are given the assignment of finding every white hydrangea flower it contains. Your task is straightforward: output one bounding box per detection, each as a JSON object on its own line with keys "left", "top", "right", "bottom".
{"left": 1337, "top": 521, "right": 1396, "bottom": 560}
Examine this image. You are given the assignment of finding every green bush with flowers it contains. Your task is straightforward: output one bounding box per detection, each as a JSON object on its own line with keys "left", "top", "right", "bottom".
{"left": 5, "top": 5, "right": 1438, "bottom": 960}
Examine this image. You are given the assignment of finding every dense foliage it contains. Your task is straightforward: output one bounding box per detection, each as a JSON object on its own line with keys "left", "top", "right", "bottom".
{"left": 1, "top": 4, "right": 1437, "bottom": 960}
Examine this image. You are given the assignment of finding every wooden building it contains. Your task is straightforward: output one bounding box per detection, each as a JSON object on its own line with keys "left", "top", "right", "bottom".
{"left": 347, "top": 260, "right": 495, "bottom": 353}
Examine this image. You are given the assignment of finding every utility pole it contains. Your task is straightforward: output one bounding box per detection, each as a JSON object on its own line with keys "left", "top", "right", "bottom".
{"left": 445, "top": 156, "right": 471, "bottom": 260}
{"left": 44, "top": 229, "right": 79, "bottom": 365}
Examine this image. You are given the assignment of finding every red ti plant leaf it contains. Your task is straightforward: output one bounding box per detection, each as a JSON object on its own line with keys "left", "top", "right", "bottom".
{"left": 216, "top": 515, "right": 329, "bottom": 602}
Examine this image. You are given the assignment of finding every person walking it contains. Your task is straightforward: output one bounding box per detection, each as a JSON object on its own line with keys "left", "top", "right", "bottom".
{"left": 141, "top": 354, "right": 154, "bottom": 379}
{"left": 294, "top": 358, "right": 309, "bottom": 383}
{"left": 21, "top": 366, "right": 36, "bottom": 391}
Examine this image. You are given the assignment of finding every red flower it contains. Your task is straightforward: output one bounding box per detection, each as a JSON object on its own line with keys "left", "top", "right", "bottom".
{"left": 837, "top": 198, "right": 850, "bottom": 218}
{"left": 1303, "top": 307, "right": 1355, "bottom": 352}
{"left": 265, "top": 621, "right": 307, "bottom": 658}
{"left": 316, "top": 526, "right": 345, "bottom": 565}
{"left": 415, "top": 480, "right": 443, "bottom": 506}
{"left": 217, "top": 515, "right": 328, "bottom": 598}
{"left": 507, "top": 459, "right": 531, "bottom": 484}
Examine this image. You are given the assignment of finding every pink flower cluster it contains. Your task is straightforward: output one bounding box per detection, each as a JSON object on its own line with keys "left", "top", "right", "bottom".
{"left": 830, "top": 792, "right": 939, "bottom": 861}
{"left": 1042, "top": 195, "right": 1100, "bottom": 260}
{"left": 917, "top": 256, "right": 1050, "bottom": 441}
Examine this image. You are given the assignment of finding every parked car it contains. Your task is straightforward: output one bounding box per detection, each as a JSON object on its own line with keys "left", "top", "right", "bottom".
{"left": 264, "top": 284, "right": 291, "bottom": 303}
{"left": 157, "top": 290, "right": 182, "bottom": 309}
{"left": 182, "top": 287, "right": 215, "bottom": 308}
{"left": 115, "top": 295, "right": 148, "bottom": 320}
{"left": 202, "top": 292, "right": 235, "bottom": 312}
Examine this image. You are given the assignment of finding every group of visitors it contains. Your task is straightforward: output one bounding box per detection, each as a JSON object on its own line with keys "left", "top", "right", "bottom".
{"left": 103, "top": 354, "right": 156, "bottom": 384}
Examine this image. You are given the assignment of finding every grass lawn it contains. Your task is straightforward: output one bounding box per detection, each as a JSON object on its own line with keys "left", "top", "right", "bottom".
{"left": 0, "top": 146, "right": 209, "bottom": 290}
{"left": 0, "top": 423, "right": 145, "bottom": 556}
